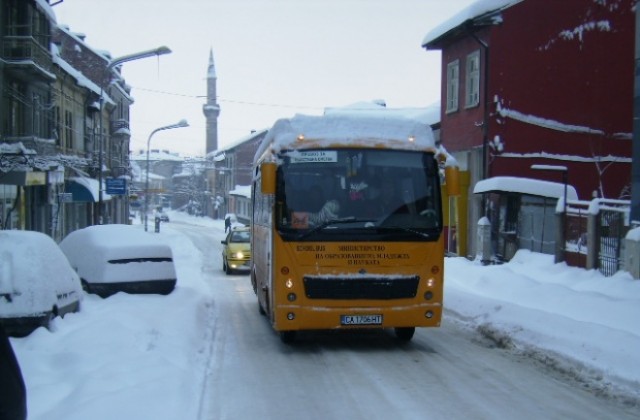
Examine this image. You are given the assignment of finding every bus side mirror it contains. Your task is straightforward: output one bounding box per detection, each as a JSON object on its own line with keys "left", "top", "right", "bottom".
{"left": 444, "top": 165, "right": 460, "bottom": 196}
{"left": 261, "top": 162, "right": 277, "bottom": 194}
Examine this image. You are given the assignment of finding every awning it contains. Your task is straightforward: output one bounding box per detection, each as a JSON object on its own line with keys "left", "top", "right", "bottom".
{"left": 473, "top": 176, "right": 578, "bottom": 200}
{"left": 65, "top": 177, "right": 112, "bottom": 202}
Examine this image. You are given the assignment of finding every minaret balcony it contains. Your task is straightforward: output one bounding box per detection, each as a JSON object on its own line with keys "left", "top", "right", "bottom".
{"left": 203, "top": 103, "right": 221, "bottom": 118}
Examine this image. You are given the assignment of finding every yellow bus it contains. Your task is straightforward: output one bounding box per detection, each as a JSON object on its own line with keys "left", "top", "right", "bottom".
{"left": 251, "top": 111, "right": 455, "bottom": 343}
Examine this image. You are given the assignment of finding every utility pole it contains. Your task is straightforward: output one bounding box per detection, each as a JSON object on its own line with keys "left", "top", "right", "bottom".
{"left": 632, "top": 7, "right": 640, "bottom": 224}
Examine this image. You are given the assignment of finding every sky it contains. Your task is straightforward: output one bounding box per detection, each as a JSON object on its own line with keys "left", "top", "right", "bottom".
{"left": 7, "top": 211, "right": 640, "bottom": 419}
{"left": 51, "top": 0, "right": 478, "bottom": 157}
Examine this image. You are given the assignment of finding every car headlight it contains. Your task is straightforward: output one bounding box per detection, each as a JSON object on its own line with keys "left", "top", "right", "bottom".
{"left": 235, "top": 251, "right": 244, "bottom": 259}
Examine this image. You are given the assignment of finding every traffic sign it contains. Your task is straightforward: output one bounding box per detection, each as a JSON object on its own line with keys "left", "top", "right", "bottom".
{"left": 106, "top": 178, "right": 127, "bottom": 195}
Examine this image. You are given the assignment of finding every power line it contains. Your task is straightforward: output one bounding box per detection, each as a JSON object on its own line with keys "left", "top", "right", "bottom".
{"left": 132, "top": 86, "right": 323, "bottom": 110}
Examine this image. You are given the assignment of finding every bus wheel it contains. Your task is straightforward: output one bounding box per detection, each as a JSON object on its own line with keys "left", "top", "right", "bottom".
{"left": 280, "top": 331, "right": 297, "bottom": 344}
{"left": 258, "top": 298, "right": 266, "bottom": 316}
{"left": 394, "top": 327, "right": 415, "bottom": 341}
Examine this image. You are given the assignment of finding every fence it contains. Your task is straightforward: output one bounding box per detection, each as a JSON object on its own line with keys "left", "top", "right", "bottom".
{"left": 562, "top": 198, "right": 630, "bottom": 277}
{"left": 564, "top": 201, "right": 588, "bottom": 269}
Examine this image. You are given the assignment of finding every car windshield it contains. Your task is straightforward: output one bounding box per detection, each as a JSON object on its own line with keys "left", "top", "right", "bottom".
{"left": 230, "top": 231, "right": 250, "bottom": 243}
{"left": 274, "top": 149, "right": 442, "bottom": 241}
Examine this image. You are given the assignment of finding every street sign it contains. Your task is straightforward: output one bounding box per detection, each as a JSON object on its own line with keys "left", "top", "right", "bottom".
{"left": 106, "top": 178, "right": 127, "bottom": 195}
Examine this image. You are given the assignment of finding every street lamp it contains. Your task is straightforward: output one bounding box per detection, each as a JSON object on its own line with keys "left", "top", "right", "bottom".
{"left": 531, "top": 164, "right": 569, "bottom": 259}
{"left": 144, "top": 119, "right": 189, "bottom": 231}
{"left": 97, "top": 46, "right": 172, "bottom": 225}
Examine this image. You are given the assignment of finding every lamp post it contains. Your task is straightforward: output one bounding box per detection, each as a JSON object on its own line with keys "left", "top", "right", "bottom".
{"left": 97, "top": 46, "right": 172, "bottom": 225}
{"left": 531, "top": 164, "right": 569, "bottom": 260}
{"left": 144, "top": 119, "right": 189, "bottom": 231}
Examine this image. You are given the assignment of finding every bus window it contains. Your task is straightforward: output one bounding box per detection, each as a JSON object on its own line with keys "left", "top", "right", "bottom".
{"left": 276, "top": 149, "right": 441, "bottom": 237}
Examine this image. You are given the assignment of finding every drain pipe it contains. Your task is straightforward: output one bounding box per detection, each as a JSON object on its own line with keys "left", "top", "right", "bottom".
{"left": 468, "top": 30, "right": 490, "bottom": 214}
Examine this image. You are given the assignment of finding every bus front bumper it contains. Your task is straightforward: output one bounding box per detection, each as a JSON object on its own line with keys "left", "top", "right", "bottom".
{"left": 273, "top": 302, "right": 442, "bottom": 331}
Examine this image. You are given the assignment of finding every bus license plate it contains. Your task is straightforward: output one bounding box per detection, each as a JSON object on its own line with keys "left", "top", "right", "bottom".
{"left": 340, "top": 314, "right": 383, "bottom": 326}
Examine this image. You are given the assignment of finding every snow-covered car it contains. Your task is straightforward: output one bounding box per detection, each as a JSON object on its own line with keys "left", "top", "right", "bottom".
{"left": 0, "top": 230, "right": 82, "bottom": 337}
{"left": 59, "top": 225, "right": 177, "bottom": 298}
{"left": 221, "top": 226, "right": 251, "bottom": 274}
{"left": 154, "top": 209, "right": 170, "bottom": 222}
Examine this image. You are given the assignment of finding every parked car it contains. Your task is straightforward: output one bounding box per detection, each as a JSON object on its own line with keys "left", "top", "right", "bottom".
{"left": 0, "top": 230, "right": 82, "bottom": 337}
{"left": 221, "top": 226, "right": 251, "bottom": 274}
{"left": 59, "top": 225, "right": 177, "bottom": 298}
{"left": 154, "top": 208, "right": 169, "bottom": 222}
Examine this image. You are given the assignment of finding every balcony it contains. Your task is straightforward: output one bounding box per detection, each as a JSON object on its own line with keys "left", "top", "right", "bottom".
{"left": 111, "top": 119, "right": 131, "bottom": 137}
{"left": 1, "top": 36, "right": 54, "bottom": 80}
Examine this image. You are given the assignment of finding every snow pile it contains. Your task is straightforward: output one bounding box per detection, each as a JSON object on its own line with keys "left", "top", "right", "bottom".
{"left": 446, "top": 250, "right": 640, "bottom": 398}
{"left": 11, "top": 216, "right": 214, "bottom": 420}
{"left": 7, "top": 212, "right": 640, "bottom": 419}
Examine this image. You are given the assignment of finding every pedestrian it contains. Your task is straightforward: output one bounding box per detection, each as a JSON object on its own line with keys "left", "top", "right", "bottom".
{"left": 0, "top": 323, "right": 27, "bottom": 420}
{"left": 225, "top": 215, "right": 231, "bottom": 233}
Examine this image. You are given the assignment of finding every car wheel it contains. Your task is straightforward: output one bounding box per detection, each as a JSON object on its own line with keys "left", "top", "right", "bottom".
{"left": 394, "top": 327, "right": 415, "bottom": 341}
{"left": 81, "top": 279, "right": 91, "bottom": 293}
{"left": 224, "top": 259, "right": 232, "bottom": 275}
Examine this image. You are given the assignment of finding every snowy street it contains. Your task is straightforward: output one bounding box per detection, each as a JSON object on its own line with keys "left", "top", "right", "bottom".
{"left": 11, "top": 212, "right": 640, "bottom": 419}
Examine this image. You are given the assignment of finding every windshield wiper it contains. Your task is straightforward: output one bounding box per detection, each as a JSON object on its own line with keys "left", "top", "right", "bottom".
{"left": 376, "top": 225, "right": 431, "bottom": 239}
{"left": 296, "top": 217, "right": 375, "bottom": 239}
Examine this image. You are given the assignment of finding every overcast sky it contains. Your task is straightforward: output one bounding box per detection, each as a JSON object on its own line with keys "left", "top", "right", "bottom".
{"left": 52, "top": 0, "right": 476, "bottom": 157}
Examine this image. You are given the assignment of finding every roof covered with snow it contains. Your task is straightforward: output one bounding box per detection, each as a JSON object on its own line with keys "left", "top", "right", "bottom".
{"left": 473, "top": 176, "right": 578, "bottom": 200}
{"left": 130, "top": 150, "right": 184, "bottom": 162}
{"left": 254, "top": 110, "right": 436, "bottom": 162}
{"left": 422, "top": 0, "right": 521, "bottom": 47}
{"left": 324, "top": 101, "right": 441, "bottom": 127}
{"left": 229, "top": 185, "right": 251, "bottom": 198}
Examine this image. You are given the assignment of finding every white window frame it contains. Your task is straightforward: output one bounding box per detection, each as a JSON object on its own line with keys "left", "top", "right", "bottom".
{"left": 465, "top": 50, "right": 480, "bottom": 108}
{"left": 446, "top": 60, "right": 460, "bottom": 114}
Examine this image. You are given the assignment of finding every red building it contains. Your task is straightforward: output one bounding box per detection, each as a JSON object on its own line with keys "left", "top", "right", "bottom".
{"left": 423, "top": 0, "right": 634, "bottom": 258}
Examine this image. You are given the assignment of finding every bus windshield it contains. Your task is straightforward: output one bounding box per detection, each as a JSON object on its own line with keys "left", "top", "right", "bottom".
{"left": 274, "top": 149, "right": 442, "bottom": 241}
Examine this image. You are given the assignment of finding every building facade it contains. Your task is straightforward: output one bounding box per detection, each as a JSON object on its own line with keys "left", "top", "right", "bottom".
{"left": 209, "top": 129, "right": 267, "bottom": 220}
{"left": 53, "top": 24, "right": 134, "bottom": 226}
{"left": 423, "top": 0, "right": 634, "bottom": 258}
{"left": 1, "top": 0, "right": 58, "bottom": 233}
{"left": 1, "top": 0, "right": 143, "bottom": 238}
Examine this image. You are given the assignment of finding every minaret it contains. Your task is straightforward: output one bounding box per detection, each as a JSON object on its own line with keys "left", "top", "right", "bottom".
{"left": 202, "top": 48, "right": 221, "bottom": 153}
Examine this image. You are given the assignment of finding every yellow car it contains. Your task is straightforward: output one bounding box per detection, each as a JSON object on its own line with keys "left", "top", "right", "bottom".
{"left": 221, "top": 226, "right": 251, "bottom": 274}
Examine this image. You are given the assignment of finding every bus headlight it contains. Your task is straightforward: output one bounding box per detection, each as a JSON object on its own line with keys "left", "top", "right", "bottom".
{"left": 287, "top": 293, "right": 297, "bottom": 302}
{"left": 424, "top": 291, "right": 433, "bottom": 300}
{"left": 285, "top": 279, "right": 294, "bottom": 289}
{"left": 287, "top": 312, "right": 296, "bottom": 320}
{"left": 426, "top": 278, "right": 434, "bottom": 288}
{"left": 425, "top": 311, "right": 434, "bottom": 319}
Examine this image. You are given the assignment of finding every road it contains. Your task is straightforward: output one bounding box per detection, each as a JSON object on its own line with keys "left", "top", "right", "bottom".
{"left": 173, "top": 220, "right": 637, "bottom": 420}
